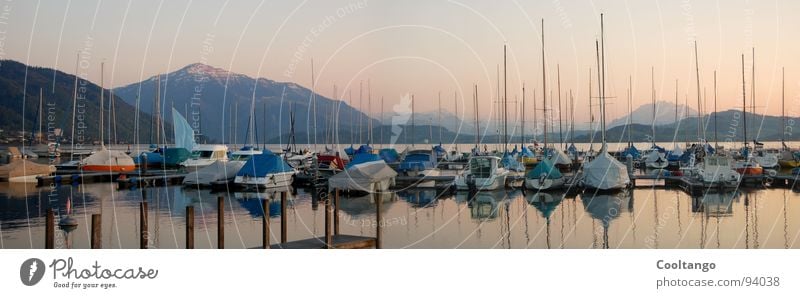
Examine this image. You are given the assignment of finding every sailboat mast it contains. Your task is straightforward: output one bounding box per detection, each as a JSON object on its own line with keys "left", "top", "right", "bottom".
{"left": 541, "top": 18, "right": 548, "bottom": 148}
{"left": 474, "top": 84, "right": 480, "bottom": 147}
{"left": 694, "top": 41, "right": 702, "bottom": 142}
{"left": 359, "top": 81, "right": 363, "bottom": 144}
{"left": 557, "top": 64, "right": 563, "bottom": 149}
{"left": 381, "top": 96, "right": 384, "bottom": 146}
{"left": 99, "top": 62, "right": 104, "bottom": 147}
{"left": 629, "top": 76, "right": 633, "bottom": 145}
{"left": 782, "top": 67, "right": 786, "bottom": 144}
{"left": 600, "top": 13, "right": 607, "bottom": 146}
{"left": 155, "top": 75, "right": 161, "bottom": 146}
{"left": 311, "top": 58, "right": 317, "bottom": 150}
{"left": 588, "top": 68, "right": 593, "bottom": 150}
{"left": 38, "top": 88, "right": 43, "bottom": 144}
{"left": 70, "top": 53, "right": 79, "bottom": 158}
{"left": 522, "top": 83, "right": 525, "bottom": 147}
{"left": 714, "top": 70, "right": 718, "bottom": 148}
{"left": 595, "top": 41, "right": 602, "bottom": 145}
{"left": 368, "top": 79, "right": 372, "bottom": 144}
{"left": 570, "top": 89, "right": 574, "bottom": 144}
{"left": 742, "top": 54, "right": 747, "bottom": 148}
{"left": 438, "top": 91, "right": 442, "bottom": 144}
{"left": 411, "top": 94, "right": 415, "bottom": 147}
{"left": 650, "top": 69, "right": 655, "bottom": 146}
{"left": 503, "top": 44, "right": 508, "bottom": 149}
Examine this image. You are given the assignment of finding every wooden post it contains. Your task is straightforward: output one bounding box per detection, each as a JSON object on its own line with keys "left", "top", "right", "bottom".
{"left": 262, "top": 199, "right": 270, "bottom": 249}
{"left": 217, "top": 196, "right": 224, "bottom": 249}
{"left": 280, "top": 192, "right": 287, "bottom": 243}
{"left": 325, "top": 195, "right": 332, "bottom": 248}
{"left": 45, "top": 209, "right": 54, "bottom": 249}
{"left": 375, "top": 192, "right": 382, "bottom": 249}
{"left": 186, "top": 206, "right": 194, "bottom": 249}
{"left": 91, "top": 214, "right": 101, "bottom": 249}
{"left": 334, "top": 189, "right": 340, "bottom": 235}
{"left": 140, "top": 202, "right": 148, "bottom": 249}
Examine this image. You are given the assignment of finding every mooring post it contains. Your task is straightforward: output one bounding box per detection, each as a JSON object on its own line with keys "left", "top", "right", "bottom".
{"left": 91, "top": 214, "right": 101, "bottom": 249}
{"left": 262, "top": 199, "right": 270, "bottom": 249}
{"left": 334, "top": 189, "right": 340, "bottom": 235}
{"left": 375, "top": 192, "right": 382, "bottom": 249}
{"left": 45, "top": 209, "right": 54, "bottom": 249}
{"left": 140, "top": 202, "right": 148, "bottom": 249}
{"left": 280, "top": 191, "right": 287, "bottom": 243}
{"left": 325, "top": 194, "right": 332, "bottom": 248}
{"left": 186, "top": 206, "right": 194, "bottom": 249}
{"left": 217, "top": 196, "right": 224, "bottom": 249}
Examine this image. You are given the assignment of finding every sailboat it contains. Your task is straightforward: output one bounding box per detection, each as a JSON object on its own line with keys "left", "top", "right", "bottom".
{"left": 644, "top": 70, "right": 667, "bottom": 169}
{"left": 747, "top": 48, "right": 778, "bottom": 169}
{"left": 733, "top": 53, "right": 763, "bottom": 176}
{"left": 234, "top": 149, "right": 297, "bottom": 189}
{"left": 581, "top": 14, "right": 631, "bottom": 192}
{"left": 80, "top": 62, "right": 136, "bottom": 172}
{"left": 694, "top": 69, "right": 740, "bottom": 187}
{"left": 525, "top": 19, "right": 565, "bottom": 191}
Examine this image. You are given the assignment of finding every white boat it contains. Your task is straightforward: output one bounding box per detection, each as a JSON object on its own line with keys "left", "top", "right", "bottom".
{"left": 397, "top": 149, "right": 442, "bottom": 188}
{"left": 694, "top": 155, "right": 740, "bottom": 188}
{"left": 183, "top": 146, "right": 262, "bottom": 186}
{"left": 582, "top": 146, "right": 630, "bottom": 192}
{"left": 328, "top": 153, "right": 397, "bottom": 194}
{"left": 81, "top": 63, "right": 136, "bottom": 173}
{"left": 454, "top": 155, "right": 509, "bottom": 191}
{"left": 181, "top": 144, "right": 229, "bottom": 171}
{"left": 548, "top": 148, "right": 573, "bottom": 169}
{"left": 81, "top": 147, "right": 136, "bottom": 172}
{"left": 752, "top": 151, "right": 779, "bottom": 169}
{"left": 234, "top": 151, "right": 297, "bottom": 189}
{"left": 0, "top": 159, "right": 56, "bottom": 183}
{"left": 644, "top": 150, "right": 668, "bottom": 169}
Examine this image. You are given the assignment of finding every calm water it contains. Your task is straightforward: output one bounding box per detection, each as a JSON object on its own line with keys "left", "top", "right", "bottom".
{"left": 2, "top": 181, "right": 799, "bottom": 249}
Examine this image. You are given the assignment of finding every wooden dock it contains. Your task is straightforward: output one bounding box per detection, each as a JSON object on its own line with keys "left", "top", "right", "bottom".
{"left": 43, "top": 190, "right": 381, "bottom": 249}
{"left": 270, "top": 235, "right": 376, "bottom": 249}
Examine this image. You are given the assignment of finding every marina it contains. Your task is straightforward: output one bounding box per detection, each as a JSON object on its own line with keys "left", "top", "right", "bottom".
{"left": 3, "top": 141, "right": 800, "bottom": 249}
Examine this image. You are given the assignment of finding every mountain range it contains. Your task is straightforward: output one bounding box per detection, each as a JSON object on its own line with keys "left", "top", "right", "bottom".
{"left": 0, "top": 60, "right": 156, "bottom": 144}
{"left": 113, "top": 63, "right": 375, "bottom": 144}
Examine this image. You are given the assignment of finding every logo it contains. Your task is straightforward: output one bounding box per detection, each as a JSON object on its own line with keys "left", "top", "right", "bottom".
{"left": 20, "top": 258, "right": 45, "bottom": 286}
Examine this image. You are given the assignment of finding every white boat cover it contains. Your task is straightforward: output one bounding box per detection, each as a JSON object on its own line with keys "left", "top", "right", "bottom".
{"left": 0, "top": 159, "right": 56, "bottom": 181}
{"left": 549, "top": 149, "right": 572, "bottom": 166}
{"left": 583, "top": 149, "right": 630, "bottom": 190}
{"left": 671, "top": 144, "right": 684, "bottom": 156}
{"left": 82, "top": 148, "right": 135, "bottom": 167}
{"left": 644, "top": 150, "right": 666, "bottom": 163}
{"left": 183, "top": 160, "right": 245, "bottom": 185}
{"left": 328, "top": 160, "right": 397, "bottom": 191}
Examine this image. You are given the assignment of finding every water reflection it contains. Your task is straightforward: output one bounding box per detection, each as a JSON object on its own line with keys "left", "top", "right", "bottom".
{"left": 580, "top": 190, "right": 633, "bottom": 249}
{"left": 3, "top": 182, "right": 800, "bottom": 248}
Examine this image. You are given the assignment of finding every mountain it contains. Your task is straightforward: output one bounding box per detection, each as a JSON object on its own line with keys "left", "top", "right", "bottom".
{"left": 571, "top": 109, "right": 800, "bottom": 143}
{"left": 113, "top": 63, "right": 375, "bottom": 144}
{"left": 0, "top": 60, "right": 156, "bottom": 144}
{"left": 608, "top": 100, "right": 697, "bottom": 129}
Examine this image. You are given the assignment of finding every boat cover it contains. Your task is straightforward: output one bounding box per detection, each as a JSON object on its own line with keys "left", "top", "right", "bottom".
{"left": 328, "top": 160, "right": 397, "bottom": 191}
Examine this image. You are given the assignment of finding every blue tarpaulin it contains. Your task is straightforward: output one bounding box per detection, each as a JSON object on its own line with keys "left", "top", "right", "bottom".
{"left": 398, "top": 151, "right": 436, "bottom": 171}
{"left": 236, "top": 151, "right": 293, "bottom": 177}
{"left": 348, "top": 152, "right": 382, "bottom": 169}
{"left": 525, "top": 159, "right": 563, "bottom": 179}
{"left": 378, "top": 148, "right": 399, "bottom": 163}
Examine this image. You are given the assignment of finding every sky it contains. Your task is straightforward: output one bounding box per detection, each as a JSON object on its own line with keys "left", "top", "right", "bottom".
{"left": 3, "top": 0, "right": 800, "bottom": 125}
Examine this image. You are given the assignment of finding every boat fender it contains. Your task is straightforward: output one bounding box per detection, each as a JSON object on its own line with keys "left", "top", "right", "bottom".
{"left": 71, "top": 174, "right": 80, "bottom": 182}
{"left": 54, "top": 176, "right": 62, "bottom": 184}
{"left": 765, "top": 177, "right": 774, "bottom": 186}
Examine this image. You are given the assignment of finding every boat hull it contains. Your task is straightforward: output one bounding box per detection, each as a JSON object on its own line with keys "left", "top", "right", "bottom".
{"left": 81, "top": 164, "right": 136, "bottom": 172}
{"left": 455, "top": 173, "right": 508, "bottom": 191}
{"left": 234, "top": 171, "right": 295, "bottom": 189}
{"left": 524, "top": 176, "right": 565, "bottom": 190}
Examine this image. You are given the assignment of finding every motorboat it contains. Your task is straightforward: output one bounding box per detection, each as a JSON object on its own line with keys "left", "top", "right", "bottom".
{"left": 454, "top": 155, "right": 509, "bottom": 191}
{"left": 328, "top": 153, "right": 397, "bottom": 194}
{"left": 181, "top": 144, "right": 229, "bottom": 171}
{"left": 397, "top": 149, "right": 441, "bottom": 187}
{"left": 183, "top": 146, "right": 262, "bottom": 186}
{"left": 694, "top": 155, "right": 740, "bottom": 188}
{"left": 234, "top": 151, "right": 296, "bottom": 189}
